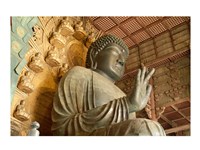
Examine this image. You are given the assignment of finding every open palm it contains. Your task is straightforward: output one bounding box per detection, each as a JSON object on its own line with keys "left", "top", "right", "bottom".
{"left": 129, "top": 66, "right": 155, "bottom": 112}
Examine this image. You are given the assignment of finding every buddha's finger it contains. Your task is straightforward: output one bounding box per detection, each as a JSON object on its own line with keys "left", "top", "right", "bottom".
{"left": 140, "top": 66, "right": 146, "bottom": 82}
{"left": 144, "top": 68, "right": 155, "bottom": 84}
{"left": 136, "top": 69, "right": 141, "bottom": 85}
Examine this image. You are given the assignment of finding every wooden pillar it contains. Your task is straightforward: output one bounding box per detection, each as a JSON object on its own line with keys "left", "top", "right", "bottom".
{"left": 149, "top": 78, "right": 157, "bottom": 121}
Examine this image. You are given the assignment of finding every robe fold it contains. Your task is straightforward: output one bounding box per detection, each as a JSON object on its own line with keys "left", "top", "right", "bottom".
{"left": 52, "top": 66, "right": 166, "bottom": 136}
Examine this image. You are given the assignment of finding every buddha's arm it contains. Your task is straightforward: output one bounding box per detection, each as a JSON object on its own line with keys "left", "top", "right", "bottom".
{"left": 80, "top": 97, "right": 129, "bottom": 130}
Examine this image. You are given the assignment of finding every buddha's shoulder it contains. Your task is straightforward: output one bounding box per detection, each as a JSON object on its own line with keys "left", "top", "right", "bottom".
{"left": 67, "top": 66, "right": 92, "bottom": 77}
{"left": 69, "top": 66, "right": 91, "bottom": 73}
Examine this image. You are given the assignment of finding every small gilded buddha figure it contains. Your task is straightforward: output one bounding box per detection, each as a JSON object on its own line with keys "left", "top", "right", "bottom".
{"left": 52, "top": 34, "right": 166, "bottom": 136}
{"left": 17, "top": 71, "right": 34, "bottom": 94}
{"left": 28, "top": 52, "right": 44, "bottom": 73}
{"left": 14, "top": 100, "right": 30, "bottom": 121}
{"left": 73, "top": 20, "right": 86, "bottom": 40}
{"left": 58, "top": 17, "right": 74, "bottom": 36}
{"left": 45, "top": 47, "right": 61, "bottom": 67}
{"left": 74, "top": 21, "right": 84, "bottom": 31}
{"left": 50, "top": 32, "right": 66, "bottom": 49}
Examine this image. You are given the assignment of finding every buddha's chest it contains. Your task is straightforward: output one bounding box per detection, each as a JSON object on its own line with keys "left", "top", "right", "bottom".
{"left": 92, "top": 76, "right": 126, "bottom": 107}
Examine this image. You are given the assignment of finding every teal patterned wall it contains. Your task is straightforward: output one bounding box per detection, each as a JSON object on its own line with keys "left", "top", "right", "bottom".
{"left": 11, "top": 17, "right": 39, "bottom": 101}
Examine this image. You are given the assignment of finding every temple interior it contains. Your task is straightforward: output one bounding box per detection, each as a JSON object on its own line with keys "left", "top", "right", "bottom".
{"left": 10, "top": 16, "right": 190, "bottom": 136}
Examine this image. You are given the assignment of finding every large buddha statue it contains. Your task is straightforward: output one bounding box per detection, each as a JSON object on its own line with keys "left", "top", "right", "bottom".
{"left": 51, "top": 34, "right": 166, "bottom": 136}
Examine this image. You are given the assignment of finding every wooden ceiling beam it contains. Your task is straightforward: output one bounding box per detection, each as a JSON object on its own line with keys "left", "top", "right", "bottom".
{"left": 171, "top": 105, "right": 190, "bottom": 122}
{"left": 89, "top": 17, "right": 190, "bottom": 50}
{"left": 172, "top": 117, "right": 188, "bottom": 122}
{"left": 158, "top": 97, "right": 190, "bottom": 108}
{"left": 103, "top": 17, "right": 131, "bottom": 33}
{"left": 134, "top": 18, "right": 155, "bottom": 38}
{"left": 171, "top": 105, "right": 190, "bottom": 111}
{"left": 160, "top": 115, "right": 177, "bottom": 127}
{"left": 126, "top": 18, "right": 188, "bottom": 45}
{"left": 103, "top": 17, "right": 171, "bottom": 46}
{"left": 109, "top": 17, "right": 138, "bottom": 45}
{"left": 165, "top": 124, "right": 190, "bottom": 134}
{"left": 128, "top": 18, "right": 165, "bottom": 37}
{"left": 121, "top": 49, "right": 189, "bottom": 81}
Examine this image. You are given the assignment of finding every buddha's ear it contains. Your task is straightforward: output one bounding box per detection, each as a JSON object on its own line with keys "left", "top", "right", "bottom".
{"left": 92, "top": 61, "right": 97, "bottom": 69}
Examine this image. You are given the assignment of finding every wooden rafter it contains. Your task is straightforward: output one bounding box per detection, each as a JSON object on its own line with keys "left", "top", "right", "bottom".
{"left": 171, "top": 105, "right": 190, "bottom": 122}
{"left": 160, "top": 115, "right": 177, "bottom": 127}
{"left": 157, "top": 97, "right": 190, "bottom": 108}
{"left": 121, "top": 49, "right": 190, "bottom": 81}
{"left": 165, "top": 124, "right": 190, "bottom": 134}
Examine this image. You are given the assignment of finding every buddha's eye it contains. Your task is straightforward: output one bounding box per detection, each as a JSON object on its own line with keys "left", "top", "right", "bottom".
{"left": 117, "top": 59, "right": 124, "bottom": 66}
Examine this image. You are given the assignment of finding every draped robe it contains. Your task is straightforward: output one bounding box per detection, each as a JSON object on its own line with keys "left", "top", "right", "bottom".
{"left": 52, "top": 66, "right": 166, "bottom": 136}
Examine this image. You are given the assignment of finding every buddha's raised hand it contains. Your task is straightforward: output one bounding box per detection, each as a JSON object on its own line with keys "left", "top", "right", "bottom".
{"left": 128, "top": 66, "right": 155, "bottom": 112}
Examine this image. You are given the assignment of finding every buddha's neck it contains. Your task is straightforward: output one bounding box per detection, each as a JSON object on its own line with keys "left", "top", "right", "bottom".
{"left": 94, "top": 69, "right": 115, "bottom": 83}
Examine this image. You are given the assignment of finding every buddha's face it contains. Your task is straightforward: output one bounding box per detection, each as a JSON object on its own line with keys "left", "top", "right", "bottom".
{"left": 95, "top": 43, "right": 129, "bottom": 81}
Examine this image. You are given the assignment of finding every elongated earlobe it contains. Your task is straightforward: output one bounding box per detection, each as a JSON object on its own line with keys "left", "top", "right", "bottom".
{"left": 93, "top": 62, "right": 97, "bottom": 69}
